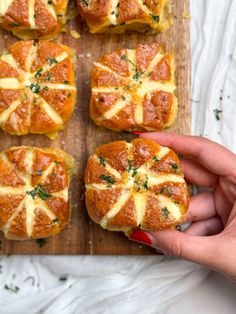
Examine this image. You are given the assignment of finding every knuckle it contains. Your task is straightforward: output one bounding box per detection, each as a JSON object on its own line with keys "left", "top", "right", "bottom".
{"left": 168, "top": 240, "right": 183, "bottom": 257}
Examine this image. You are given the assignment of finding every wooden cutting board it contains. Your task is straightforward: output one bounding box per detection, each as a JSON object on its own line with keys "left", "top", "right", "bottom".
{"left": 0, "top": 0, "right": 190, "bottom": 255}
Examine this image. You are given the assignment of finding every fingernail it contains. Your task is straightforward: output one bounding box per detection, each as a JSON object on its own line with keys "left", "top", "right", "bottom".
{"left": 129, "top": 230, "right": 153, "bottom": 245}
{"left": 132, "top": 131, "right": 143, "bottom": 135}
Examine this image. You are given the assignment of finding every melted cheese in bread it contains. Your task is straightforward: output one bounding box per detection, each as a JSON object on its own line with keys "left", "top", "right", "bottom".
{"left": 77, "top": 0, "right": 172, "bottom": 34}
{"left": 0, "top": 146, "right": 74, "bottom": 240}
{"left": 0, "top": 0, "right": 68, "bottom": 40}
{"left": 0, "top": 40, "right": 76, "bottom": 136}
{"left": 85, "top": 139, "right": 190, "bottom": 233}
{"left": 91, "top": 44, "right": 177, "bottom": 132}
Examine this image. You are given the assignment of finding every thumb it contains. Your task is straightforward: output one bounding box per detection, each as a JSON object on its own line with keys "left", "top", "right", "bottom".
{"left": 130, "top": 229, "right": 220, "bottom": 269}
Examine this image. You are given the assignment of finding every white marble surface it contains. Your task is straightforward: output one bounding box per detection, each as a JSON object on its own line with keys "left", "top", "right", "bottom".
{"left": 0, "top": 0, "right": 236, "bottom": 313}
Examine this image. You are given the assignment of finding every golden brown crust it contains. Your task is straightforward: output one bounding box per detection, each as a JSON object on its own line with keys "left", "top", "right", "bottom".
{"left": 0, "top": 146, "right": 73, "bottom": 240}
{"left": 90, "top": 44, "right": 177, "bottom": 132}
{"left": 85, "top": 138, "right": 189, "bottom": 233}
{"left": 0, "top": 0, "right": 68, "bottom": 40}
{"left": 0, "top": 40, "right": 76, "bottom": 136}
{"left": 77, "top": 0, "right": 172, "bottom": 34}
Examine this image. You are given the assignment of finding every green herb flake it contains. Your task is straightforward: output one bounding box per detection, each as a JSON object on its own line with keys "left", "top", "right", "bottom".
{"left": 99, "top": 156, "right": 106, "bottom": 167}
{"left": 51, "top": 218, "right": 59, "bottom": 224}
{"left": 121, "top": 54, "right": 128, "bottom": 61}
{"left": 127, "top": 160, "right": 138, "bottom": 177}
{"left": 46, "top": 72, "right": 53, "bottom": 81}
{"left": 121, "top": 95, "right": 126, "bottom": 101}
{"left": 59, "top": 276, "right": 68, "bottom": 281}
{"left": 26, "top": 185, "right": 52, "bottom": 200}
{"left": 213, "top": 108, "right": 223, "bottom": 121}
{"left": 48, "top": 0, "right": 53, "bottom": 4}
{"left": 100, "top": 174, "right": 116, "bottom": 185}
{"left": 152, "top": 156, "right": 160, "bottom": 162}
{"left": 35, "top": 68, "right": 43, "bottom": 78}
{"left": 150, "top": 14, "right": 160, "bottom": 23}
{"left": 162, "top": 207, "right": 170, "bottom": 219}
{"left": 171, "top": 163, "right": 179, "bottom": 173}
{"left": 36, "top": 170, "right": 43, "bottom": 176}
{"left": 36, "top": 238, "right": 47, "bottom": 248}
{"left": 54, "top": 160, "right": 61, "bottom": 164}
{"left": 26, "top": 187, "right": 38, "bottom": 199}
{"left": 133, "top": 71, "right": 143, "bottom": 81}
{"left": 64, "top": 80, "right": 70, "bottom": 85}
{"left": 9, "top": 21, "right": 19, "bottom": 27}
{"left": 29, "top": 83, "right": 41, "bottom": 94}
{"left": 81, "top": 0, "right": 89, "bottom": 5}
{"left": 47, "top": 57, "right": 58, "bottom": 66}
{"left": 143, "top": 180, "right": 149, "bottom": 190}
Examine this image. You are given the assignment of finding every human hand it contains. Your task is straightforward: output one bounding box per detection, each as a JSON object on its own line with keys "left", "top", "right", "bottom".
{"left": 130, "top": 133, "right": 236, "bottom": 280}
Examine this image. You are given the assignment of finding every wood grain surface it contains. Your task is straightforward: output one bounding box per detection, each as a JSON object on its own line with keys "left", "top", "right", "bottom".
{"left": 0, "top": 0, "right": 190, "bottom": 255}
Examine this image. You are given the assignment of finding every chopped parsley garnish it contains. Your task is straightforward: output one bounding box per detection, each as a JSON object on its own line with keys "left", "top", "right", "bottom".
{"left": 35, "top": 68, "right": 43, "bottom": 78}
{"left": 121, "top": 95, "right": 126, "bottom": 101}
{"left": 51, "top": 218, "right": 59, "bottom": 224}
{"left": 29, "top": 83, "right": 41, "bottom": 94}
{"left": 26, "top": 185, "right": 52, "bottom": 200}
{"left": 153, "top": 156, "right": 160, "bottom": 162}
{"left": 81, "top": 0, "right": 89, "bottom": 5}
{"left": 121, "top": 54, "right": 136, "bottom": 68}
{"left": 121, "top": 54, "right": 143, "bottom": 81}
{"left": 213, "top": 108, "right": 223, "bottom": 121}
{"left": 171, "top": 163, "right": 179, "bottom": 173}
{"left": 46, "top": 72, "right": 53, "bottom": 81}
{"left": 43, "top": 86, "right": 49, "bottom": 91}
{"left": 150, "top": 14, "right": 160, "bottom": 23}
{"left": 48, "top": 0, "right": 53, "bottom": 4}
{"left": 64, "top": 80, "right": 70, "bottom": 85}
{"left": 143, "top": 180, "right": 149, "bottom": 190}
{"left": 127, "top": 160, "right": 138, "bottom": 177}
{"left": 9, "top": 21, "right": 19, "bottom": 27}
{"left": 160, "top": 186, "right": 173, "bottom": 197}
{"left": 133, "top": 71, "right": 143, "bottom": 81}
{"left": 36, "top": 170, "right": 43, "bottom": 176}
{"left": 100, "top": 174, "right": 116, "bottom": 185}
{"left": 54, "top": 160, "right": 61, "bottom": 164}
{"left": 162, "top": 207, "right": 170, "bottom": 219}
{"left": 59, "top": 276, "right": 68, "bottom": 281}
{"left": 47, "top": 57, "right": 58, "bottom": 66}
{"left": 99, "top": 156, "right": 106, "bottom": 167}
{"left": 36, "top": 238, "right": 47, "bottom": 248}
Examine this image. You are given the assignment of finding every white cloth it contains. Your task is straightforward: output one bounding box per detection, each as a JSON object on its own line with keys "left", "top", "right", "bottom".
{"left": 0, "top": 0, "right": 236, "bottom": 313}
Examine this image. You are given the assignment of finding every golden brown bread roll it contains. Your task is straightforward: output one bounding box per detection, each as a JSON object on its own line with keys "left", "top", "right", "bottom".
{"left": 0, "top": 40, "right": 76, "bottom": 138}
{"left": 85, "top": 138, "right": 189, "bottom": 233}
{"left": 0, "top": 0, "right": 68, "bottom": 39}
{"left": 77, "top": 0, "right": 172, "bottom": 33}
{"left": 0, "top": 146, "right": 75, "bottom": 240}
{"left": 90, "top": 43, "right": 177, "bottom": 132}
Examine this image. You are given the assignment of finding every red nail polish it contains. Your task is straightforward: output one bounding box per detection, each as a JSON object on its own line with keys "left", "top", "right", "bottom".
{"left": 132, "top": 131, "right": 142, "bottom": 135}
{"left": 130, "top": 230, "right": 152, "bottom": 245}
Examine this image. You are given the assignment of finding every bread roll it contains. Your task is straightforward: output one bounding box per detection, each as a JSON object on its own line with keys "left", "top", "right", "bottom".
{"left": 85, "top": 138, "right": 189, "bottom": 233}
{"left": 0, "top": 40, "right": 76, "bottom": 137}
{"left": 77, "top": 0, "right": 172, "bottom": 33}
{"left": 90, "top": 43, "right": 177, "bottom": 132}
{"left": 0, "top": 146, "right": 74, "bottom": 240}
{"left": 0, "top": 0, "right": 68, "bottom": 39}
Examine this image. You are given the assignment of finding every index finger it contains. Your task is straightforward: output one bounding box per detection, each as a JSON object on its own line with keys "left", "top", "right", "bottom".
{"left": 140, "top": 133, "right": 236, "bottom": 176}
